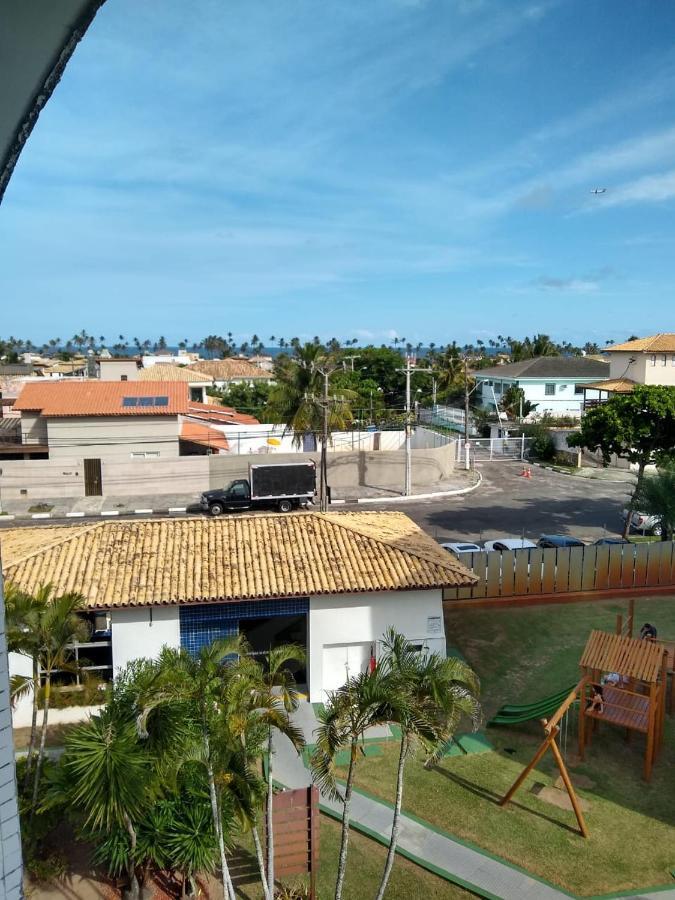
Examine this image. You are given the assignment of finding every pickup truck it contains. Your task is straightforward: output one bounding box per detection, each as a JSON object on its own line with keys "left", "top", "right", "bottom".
{"left": 200, "top": 462, "right": 316, "bottom": 515}
{"left": 623, "top": 509, "right": 663, "bottom": 536}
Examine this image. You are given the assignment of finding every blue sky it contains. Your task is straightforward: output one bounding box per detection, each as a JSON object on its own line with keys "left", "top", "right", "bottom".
{"left": 2, "top": 0, "right": 675, "bottom": 347}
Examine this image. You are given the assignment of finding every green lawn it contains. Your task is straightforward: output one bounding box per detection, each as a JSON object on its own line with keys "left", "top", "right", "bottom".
{"left": 231, "top": 815, "right": 472, "bottom": 899}
{"left": 333, "top": 595, "right": 675, "bottom": 896}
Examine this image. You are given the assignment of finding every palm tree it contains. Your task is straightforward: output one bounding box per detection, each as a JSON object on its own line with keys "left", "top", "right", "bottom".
{"left": 4, "top": 583, "right": 50, "bottom": 788}
{"left": 311, "top": 669, "right": 397, "bottom": 900}
{"left": 374, "top": 630, "right": 481, "bottom": 899}
{"left": 259, "top": 645, "right": 305, "bottom": 893}
{"left": 31, "top": 589, "right": 87, "bottom": 811}
{"left": 55, "top": 707, "right": 159, "bottom": 899}
{"left": 154, "top": 638, "right": 251, "bottom": 900}
{"left": 268, "top": 343, "right": 354, "bottom": 445}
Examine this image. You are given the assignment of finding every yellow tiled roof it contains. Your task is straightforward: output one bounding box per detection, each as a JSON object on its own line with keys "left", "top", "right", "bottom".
{"left": 187, "top": 359, "right": 273, "bottom": 380}
{"left": 138, "top": 364, "right": 212, "bottom": 384}
{"left": 583, "top": 377, "right": 636, "bottom": 392}
{"left": 606, "top": 334, "right": 675, "bottom": 353}
{"left": 1, "top": 512, "right": 475, "bottom": 608}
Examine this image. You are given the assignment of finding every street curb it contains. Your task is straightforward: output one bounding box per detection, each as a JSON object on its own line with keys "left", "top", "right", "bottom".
{"left": 528, "top": 460, "right": 635, "bottom": 485}
{"left": 2, "top": 473, "right": 483, "bottom": 521}
{"left": 334, "top": 470, "right": 482, "bottom": 505}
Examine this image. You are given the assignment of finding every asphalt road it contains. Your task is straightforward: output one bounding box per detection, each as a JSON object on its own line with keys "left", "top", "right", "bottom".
{"left": 0, "top": 462, "right": 633, "bottom": 545}
{"left": 366, "top": 462, "right": 633, "bottom": 545}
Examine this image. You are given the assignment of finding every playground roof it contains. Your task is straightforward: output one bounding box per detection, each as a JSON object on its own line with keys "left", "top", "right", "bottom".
{"left": 580, "top": 630, "right": 665, "bottom": 683}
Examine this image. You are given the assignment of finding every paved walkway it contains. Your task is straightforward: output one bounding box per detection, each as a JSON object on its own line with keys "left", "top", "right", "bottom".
{"left": 272, "top": 703, "right": 675, "bottom": 900}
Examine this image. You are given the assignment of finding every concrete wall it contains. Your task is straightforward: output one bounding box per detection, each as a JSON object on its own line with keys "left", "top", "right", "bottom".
{"left": 208, "top": 440, "right": 455, "bottom": 492}
{"left": 0, "top": 433, "right": 454, "bottom": 499}
{"left": 308, "top": 589, "right": 446, "bottom": 702}
{"left": 111, "top": 606, "right": 181, "bottom": 673}
{"left": 47, "top": 415, "right": 180, "bottom": 461}
{"left": 0, "top": 578, "right": 23, "bottom": 897}
{"left": 19, "top": 411, "right": 47, "bottom": 443}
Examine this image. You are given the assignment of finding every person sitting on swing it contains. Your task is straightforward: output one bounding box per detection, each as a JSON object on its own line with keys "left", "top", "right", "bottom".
{"left": 588, "top": 684, "right": 604, "bottom": 714}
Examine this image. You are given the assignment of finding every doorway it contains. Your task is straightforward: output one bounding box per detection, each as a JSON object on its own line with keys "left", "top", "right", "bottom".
{"left": 239, "top": 614, "right": 308, "bottom": 684}
{"left": 83, "top": 458, "right": 102, "bottom": 496}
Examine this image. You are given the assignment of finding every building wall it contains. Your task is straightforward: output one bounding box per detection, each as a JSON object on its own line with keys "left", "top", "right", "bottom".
{"left": 642, "top": 353, "right": 675, "bottom": 385}
{"left": 47, "top": 415, "right": 180, "bottom": 461}
{"left": 0, "top": 437, "right": 454, "bottom": 499}
{"left": 308, "top": 589, "right": 446, "bottom": 702}
{"left": 0, "top": 578, "right": 23, "bottom": 898}
{"left": 477, "top": 377, "right": 601, "bottom": 416}
{"left": 99, "top": 360, "right": 139, "bottom": 381}
{"left": 608, "top": 352, "right": 647, "bottom": 383}
{"left": 19, "top": 410, "right": 47, "bottom": 444}
{"left": 110, "top": 606, "right": 181, "bottom": 672}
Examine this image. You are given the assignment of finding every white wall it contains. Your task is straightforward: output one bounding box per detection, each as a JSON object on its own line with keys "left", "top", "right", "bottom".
{"left": 111, "top": 606, "right": 181, "bottom": 673}
{"left": 308, "top": 589, "right": 446, "bottom": 702}
{"left": 478, "top": 377, "right": 601, "bottom": 416}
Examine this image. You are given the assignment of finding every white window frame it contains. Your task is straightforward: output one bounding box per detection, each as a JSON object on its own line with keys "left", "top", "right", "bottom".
{"left": 662, "top": 354, "right": 668, "bottom": 367}
{"left": 130, "top": 451, "right": 160, "bottom": 459}
{"left": 650, "top": 354, "right": 657, "bottom": 366}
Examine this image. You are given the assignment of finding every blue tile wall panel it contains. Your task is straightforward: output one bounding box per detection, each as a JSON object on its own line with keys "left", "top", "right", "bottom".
{"left": 179, "top": 598, "right": 309, "bottom": 656}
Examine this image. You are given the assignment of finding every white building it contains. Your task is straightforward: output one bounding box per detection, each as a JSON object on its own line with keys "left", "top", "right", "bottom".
{"left": 3, "top": 512, "right": 474, "bottom": 704}
{"left": 582, "top": 334, "right": 675, "bottom": 406}
{"left": 474, "top": 356, "right": 609, "bottom": 417}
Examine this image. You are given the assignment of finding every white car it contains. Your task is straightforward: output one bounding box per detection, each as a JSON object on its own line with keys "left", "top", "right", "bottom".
{"left": 623, "top": 509, "right": 663, "bottom": 537}
{"left": 483, "top": 537, "right": 537, "bottom": 552}
{"left": 440, "top": 541, "right": 482, "bottom": 558}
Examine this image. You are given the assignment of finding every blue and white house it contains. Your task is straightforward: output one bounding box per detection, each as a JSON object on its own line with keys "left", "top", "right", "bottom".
{"left": 474, "top": 357, "right": 609, "bottom": 418}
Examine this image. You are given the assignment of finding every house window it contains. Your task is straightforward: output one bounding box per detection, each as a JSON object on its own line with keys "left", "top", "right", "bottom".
{"left": 545, "top": 383, "right": 556, "bottom": 396}
{"left": 662, "top": 354, "right": 668, "bottom": 367}
{"left": 650, "top": 354, "right": 657, "bottom": 366}
{"left": 121, "top": 375, "right": 128, "bottom": 382}
{"left": 130, "top": 451, "right": 160, "bottom": 459}
{"left": 574, "top": 384, "right": 584, "bottom": 395}
{"left": 671, "top": 355, "right": 675, "bottom": 366}
{"left": 494, "top": 381, "right": 502, "bottom": 393}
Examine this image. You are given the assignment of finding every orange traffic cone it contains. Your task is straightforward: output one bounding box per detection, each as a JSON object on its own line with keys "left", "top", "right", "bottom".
{"left": 525, "top": 467, "right": 532, "bottom": 478}
{"left": 520, "top": 466, "right": 528, "bottom": 477}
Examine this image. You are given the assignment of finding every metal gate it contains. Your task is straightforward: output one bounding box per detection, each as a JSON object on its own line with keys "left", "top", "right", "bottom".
{"left": 83, "top": 458, "right": 102, "bottom": 496}
{"left": 469, "top": 437, "right": 530, "bottom": 462}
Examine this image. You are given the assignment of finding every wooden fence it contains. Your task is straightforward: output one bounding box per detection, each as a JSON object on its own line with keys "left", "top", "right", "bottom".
{"left": 443, "top": 541, "right": 675, "bottom": 602}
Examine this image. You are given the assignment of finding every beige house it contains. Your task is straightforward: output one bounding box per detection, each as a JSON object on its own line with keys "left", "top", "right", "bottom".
{"left": 138, "top": 364, "right": 212, "bottom": 402}
{"left": 187, "top": 358, "right": 274, "bottom": 387}
{"left": 584, "top": 334, "right": 675, "bottom": 405}
{"left": 98, "top": 357, "right": 141, "bottom": 381}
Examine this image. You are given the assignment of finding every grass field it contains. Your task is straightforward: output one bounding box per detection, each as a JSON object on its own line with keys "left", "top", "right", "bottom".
{"left": 333, "top": 594, "right": 675, "bottom": 896}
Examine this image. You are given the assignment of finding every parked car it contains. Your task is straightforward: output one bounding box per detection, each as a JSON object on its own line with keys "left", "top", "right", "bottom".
{"left": 483, "top": 538, "right": 537, "bottom": 553}
{"left": 537, "top": 535, "right": 586, "bottom": 548}
{"left": 440, "top": 541, "right": 481, "bottom": 558}
{"left": 623, "top": 509, "right": 663, "bottom": 537}
{"left": 594, "top": 537, "right": 631, "bottom": 546}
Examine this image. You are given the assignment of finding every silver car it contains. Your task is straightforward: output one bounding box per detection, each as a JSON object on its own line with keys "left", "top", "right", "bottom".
{"left": 623, "top": 509, "right": 662, "bottom": 537}
{"left": 483, "top": 537, "right": 537, "bottom": 552}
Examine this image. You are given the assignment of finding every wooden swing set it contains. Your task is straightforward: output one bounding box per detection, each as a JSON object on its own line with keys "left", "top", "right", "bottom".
{"left": 500, "top": 629, "right": 670, "bottom": 837}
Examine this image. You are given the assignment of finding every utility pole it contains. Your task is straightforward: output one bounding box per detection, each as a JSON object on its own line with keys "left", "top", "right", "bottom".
{"left": 397, "top": 356, "right": 431, "bottom": 496}
{"left": 463, "top": 357, "right": 472, "bottom": 471}
{"left": 309, "top": 361, "right": 340, "bottom": 511}
{"left": 342, "top": 355, "right": 361, "bottom": 373}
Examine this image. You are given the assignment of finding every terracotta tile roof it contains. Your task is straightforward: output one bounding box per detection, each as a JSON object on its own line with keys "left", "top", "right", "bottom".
{"left": 1, "top": 512, "right": 476, "bottom": 609}
{"left": 583, "top": 377, "right": 636, "bottom": 393}
{"left": 186, "top": 401, "right": 259, "bottom": 426}
{"left": 14, "top": 381, "right": 189, "bottom": 416}
{"left": 606, "top": 334, "right": 675, "bottom": 353}
{"left": 187, "top": 359, "right": 273, "bottom": 381}
{"left": 138, "top": 364, "right": 212, "bottom": 384}
{"left": 180, "top": 422, "right": 229, "bottom": 452}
